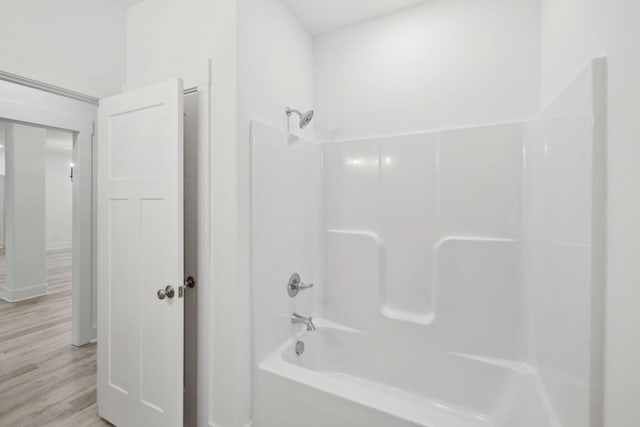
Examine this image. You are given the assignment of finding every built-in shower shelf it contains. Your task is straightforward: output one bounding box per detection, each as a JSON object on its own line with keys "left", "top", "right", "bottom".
{"left": 326, "top": 229, "right": 519, "bottom": 327}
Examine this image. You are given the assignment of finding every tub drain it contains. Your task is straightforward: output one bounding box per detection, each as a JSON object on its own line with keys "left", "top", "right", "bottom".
{"left": 295, "top": 340, "right": 305, "bottom": 356}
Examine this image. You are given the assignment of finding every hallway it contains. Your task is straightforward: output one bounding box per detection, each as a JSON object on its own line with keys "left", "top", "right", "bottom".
{"left": 0, "top": 249, "right": 109, "bottom": 427}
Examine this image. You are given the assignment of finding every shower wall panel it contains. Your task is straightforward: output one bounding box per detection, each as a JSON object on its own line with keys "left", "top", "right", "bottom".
{"left": 379, "top": 135, "right": 438, "bottom": 324}
{"left": 322, "top": 123, "right": 523, "bottom": 343}
{"left": 522, "top": 59, "right": 606, "bottom": 427}
{"left": 250, "top": 121, "right": 321, "bottom": 363}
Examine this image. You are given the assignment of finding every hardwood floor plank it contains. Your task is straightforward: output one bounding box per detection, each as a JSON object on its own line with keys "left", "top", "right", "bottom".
{"left": 0, "top": 249, "right": 111, "bottom": 426}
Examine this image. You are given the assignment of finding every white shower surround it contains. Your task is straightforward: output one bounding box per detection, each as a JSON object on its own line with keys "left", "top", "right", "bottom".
{"left": 250, "top": 59, "right": 605, "bottom": 426}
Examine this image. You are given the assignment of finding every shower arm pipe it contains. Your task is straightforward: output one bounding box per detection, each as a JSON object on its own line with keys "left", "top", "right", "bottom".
{"left": 286, "top": 107, "right": 302, "bottom": 116}
{"left": 285, "top": 107, "right": 299, "bottom": 132}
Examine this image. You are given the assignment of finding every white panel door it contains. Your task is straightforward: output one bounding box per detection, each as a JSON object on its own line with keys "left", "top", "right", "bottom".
{"left": 97, "top": 79, "right": 184, "bottom": 427}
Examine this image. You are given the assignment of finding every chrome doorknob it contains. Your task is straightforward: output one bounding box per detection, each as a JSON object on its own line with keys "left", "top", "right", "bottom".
{"left": 157, "top": 285, "right": 176, "bottom": 300}
{"left": 164, "top": 286, "right": 176, "bottom": 299}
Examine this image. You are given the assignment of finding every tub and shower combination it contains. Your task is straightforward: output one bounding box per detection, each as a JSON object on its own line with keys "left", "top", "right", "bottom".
{"left": 250, "top": 60, "right": 605, "bottom": 427}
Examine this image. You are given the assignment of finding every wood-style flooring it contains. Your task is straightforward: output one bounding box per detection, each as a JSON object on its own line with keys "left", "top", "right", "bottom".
{"left": 0, "top": 249, "right": 111, "bottom": 427}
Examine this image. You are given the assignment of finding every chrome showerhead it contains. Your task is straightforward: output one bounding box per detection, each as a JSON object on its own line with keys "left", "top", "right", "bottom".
{"left": 286, "top": 107, "right": 314, "bottom": 129}
{"left": 299, "top": 109, "right": 314, "bottom": 128}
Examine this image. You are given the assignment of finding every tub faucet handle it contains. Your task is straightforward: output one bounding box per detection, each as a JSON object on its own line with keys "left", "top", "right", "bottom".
{"left": 287, "top": 273, "right": 314, "bottom": 297}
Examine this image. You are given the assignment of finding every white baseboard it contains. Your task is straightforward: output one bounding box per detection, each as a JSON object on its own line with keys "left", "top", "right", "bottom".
{"left": 210, "top": 421, "right": 254, "bottom": 427}
{"left": 47, "top": 242, "right": 72, "bottom": 251}
{"left": 2, "top": 282, "right": 48, "bottom": 302}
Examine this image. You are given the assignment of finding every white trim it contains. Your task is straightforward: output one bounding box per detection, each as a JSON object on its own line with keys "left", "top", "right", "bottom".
{"left": 195, "top": 59, "right": 214, "bottom": 427}
{"left": 588, "top": 57, "right": 607, "bottom": 427}
{"left": 2, "top": 282, "right": 48, "bottom": 302}
{"left": 0, "top": 69, "right": 99, "bottom": 105}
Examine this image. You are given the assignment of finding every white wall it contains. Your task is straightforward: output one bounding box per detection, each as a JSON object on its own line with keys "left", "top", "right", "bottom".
{"left": 44, "top": 132, "right": 73, "bottom": 250}
{"left": 0, "top": 126, "right": 5, "bottom": 248}
{"left": 313, "top": 0, "right": 540, "bottom": 141}
{"left": 1, "top": 124, "right": 74, "bottom": 251}
{"left": 128, "top": 0, "right": 315, "bottom": 424}
{"left": 0, "top": 176, "right": 4, "bottom": 248}
{"left": 540, "top": 0, "right": 605, "bottom": 105}
{"left": 237, "top": 3, "right": 315, "bottom": 424}
{"left": 0, "top": 122, "right": 74, "bottom": 299}
{"left": 3, "top": 123, "right": 47, "bottom": 302}
{"left": 126, "top": 1, "right": 244, "bottom": 426}
{"left": 238, "top": 0, "right": 314, "bottom": 139}
{"left": 540, "top": 1, "right": 640, "bottom": 426}
{"left": 0, "top": 122, "right": 6, "bottom": 248}
{"left": 0, "top": 0, "right": 126, "bottom": 98}
{"left": 126, "top": 0, "right": 218, "bottom": 90}
{"left": 0, "top": 121, "right": 6, "bottom": 174}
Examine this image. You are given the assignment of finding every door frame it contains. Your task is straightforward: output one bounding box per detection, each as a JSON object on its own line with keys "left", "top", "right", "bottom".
{"left": 0, "top": 76, "right": 97, "bottom": 346}
{"left": 183, "top": 60, "right": 213, "bottom": 427}
{"left": 0, "top": 60, "right": 214, "bottom": 422}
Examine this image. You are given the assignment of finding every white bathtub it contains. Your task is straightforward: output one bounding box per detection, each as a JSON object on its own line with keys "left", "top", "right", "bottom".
{"left": 256, "top": 323, "right": 557, "bottom": 427}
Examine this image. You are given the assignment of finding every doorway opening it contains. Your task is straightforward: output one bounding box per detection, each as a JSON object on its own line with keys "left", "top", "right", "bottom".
{"left": 0, "top": 119, "right": 107, "bottom": 425}
{"left": 0, "top": 76, "right": 99, "bottom": 424}
{"left": 0, "top": 122, "right": 75, "bottom": 299}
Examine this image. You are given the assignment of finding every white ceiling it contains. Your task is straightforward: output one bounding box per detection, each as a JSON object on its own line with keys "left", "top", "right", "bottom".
{"left": 118, "top": 0, "right": 144, "bottom": 9}
{"left": 283, "top": 0, "right": 432, "bottom": 36}
{"left": 117, "top": 0, "right": 431, "bottom": 34}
